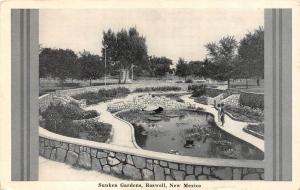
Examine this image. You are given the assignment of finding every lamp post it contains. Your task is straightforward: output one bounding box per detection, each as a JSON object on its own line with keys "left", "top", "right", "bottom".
{"left": 104, "top": 45, "right": 108, "bottom": 86}
{"left": 131, "top": 64, "right": 136, "bottom": 81}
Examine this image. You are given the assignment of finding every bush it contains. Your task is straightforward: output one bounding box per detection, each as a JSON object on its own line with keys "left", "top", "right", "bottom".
{"left": 224, "top": 104, "right": 264, "bottom": 122}
{"left": 72, "top": 92, "right": 100, "bottom": 105}
{"left": 134, "top": 86, "right": 181, "bottom": 92}
{"left": 82, "top": 110, "right": 99, "bottom": 119}
{"left": 188, "top": 84, "right": 206, "bottom": 97}
{"left": 98, "top": 87, "right": 130, "bottom": 98}
{"left": 205, "top": 87, "right": 226, "bottom": 98}
{"left": 239, "top": 91, "right": 264, "bottom": 109}
{"left": 41, "top": 103, "right": 99, "bottom": 128}
{"left": 41, "top": 102, "right": 110, "bottom": 143}
{"left": 72, "top": 87, "right": 130, "bottom": 105}
{"left": 185, "top": 78, "right": 193, "bottom": 83}
{"left": 193, "top": 96, "right": 208, "bottom": 105}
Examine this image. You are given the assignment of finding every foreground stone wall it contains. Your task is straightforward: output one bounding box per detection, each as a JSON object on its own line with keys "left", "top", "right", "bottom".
{"left": 39, "top": 136, "right": 264, "bottom": 180}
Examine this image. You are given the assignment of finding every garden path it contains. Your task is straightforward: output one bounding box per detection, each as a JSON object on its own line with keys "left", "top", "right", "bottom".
{"left": 84, "top": 94, "right": 140, "bottom": 149}
{"left": 84, "top": 91, "right": 187, "bottom": 149}
{"left": 181, "top": 94, "right": 265, "bottom": 152}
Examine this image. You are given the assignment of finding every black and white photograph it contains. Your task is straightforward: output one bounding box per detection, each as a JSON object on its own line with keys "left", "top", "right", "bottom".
{"left": 38, "top": 8, "right": 265, "bottom": 181}
{"left": 0, "top": 0, "right": 297, "bottom": 189}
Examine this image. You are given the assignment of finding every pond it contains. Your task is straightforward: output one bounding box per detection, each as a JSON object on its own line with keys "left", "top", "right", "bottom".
{"left": 117, "top": 110, "right": 264, "bottom": 160}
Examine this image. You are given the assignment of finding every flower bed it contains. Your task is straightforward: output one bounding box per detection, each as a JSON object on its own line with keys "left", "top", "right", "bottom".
{"left": 40, "top": 102, "right": 112, "bottom": 143}
{"left": 223, "top": 105, "right": 264, "bottom": 123}
{"left": 108, "top": 94, "right": 193, "bottom": 113}
{"left": 72, "top": 87, "right": 130, "bottom": 105}
{"left": 239, "top": 91, "right": 264, "bottom": 109}
{"left": 134, "top": 86, "right": 181, "bottom": 93}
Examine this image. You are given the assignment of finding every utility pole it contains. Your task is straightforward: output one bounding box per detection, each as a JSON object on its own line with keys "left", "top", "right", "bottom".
{"left": 104, "top": 45, "right": 107, "bottom": 86}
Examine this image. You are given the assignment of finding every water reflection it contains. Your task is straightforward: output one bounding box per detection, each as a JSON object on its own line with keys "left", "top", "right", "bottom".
{"left": 117, "top": 110, "right": 264, "bottom": 160}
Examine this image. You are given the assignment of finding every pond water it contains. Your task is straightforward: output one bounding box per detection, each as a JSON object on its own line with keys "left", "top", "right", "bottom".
{"left": 117, "top": 110, "right": 264, "bottom": 160}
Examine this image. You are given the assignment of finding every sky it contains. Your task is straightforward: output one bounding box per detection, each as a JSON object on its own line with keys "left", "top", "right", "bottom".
{"left": 39, "top": 9, "right": 264, "bottom": 62}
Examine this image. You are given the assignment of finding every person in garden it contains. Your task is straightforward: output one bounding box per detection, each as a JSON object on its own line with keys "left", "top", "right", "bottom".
{"left": 217, "top": 104, "right": 221, "bottom": 121}
{"left": 220, "top": 105, "right": 225, "bottom": 126}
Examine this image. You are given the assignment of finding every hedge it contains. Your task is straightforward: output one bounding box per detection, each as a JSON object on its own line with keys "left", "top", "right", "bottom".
{"left": 72, "top": 87, "right": 130, "bottom": 105}
{"left": 205, "top": 87, "right": 226, "bottom": 98}
{"left": 188, "top": 84, "right": 206, "bottom": 97}
{"left": 239, "top": 91, "right": 264, "bottom": 109}
{"left": 134, "top": 86, "right": 181, "bottom": 92}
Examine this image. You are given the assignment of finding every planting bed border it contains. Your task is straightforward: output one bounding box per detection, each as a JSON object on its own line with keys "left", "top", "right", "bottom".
{"left": 39, "top": 91, "right": 264, "bottom": 180}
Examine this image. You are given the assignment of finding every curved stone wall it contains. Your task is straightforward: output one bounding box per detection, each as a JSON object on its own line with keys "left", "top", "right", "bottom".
{"left": 39, "top": 127, "right": 264, "bottom": 180}
{"left": 39, "top": 92, "right": 264, "bottom": 180}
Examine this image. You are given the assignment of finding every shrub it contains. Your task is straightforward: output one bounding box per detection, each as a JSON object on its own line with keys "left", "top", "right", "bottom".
{"left": 98, "top": 87, "right": 130, "bottom": 98}
{"left": 41, "top": 102, "right": 99, "bottom": 127}
{"left": 41, "top": 102, "right": 110, "bottom": 143}
{"left": 205, "top": 87, "right": 226, "bottom": 98}
{"left": 72, "top": 92, "right": 100, "bottom": 105}
{"left": 193, "top": 96, "right": 208, "bottom": 105}
{"left": 185, "top": 78, "right": 193, "bottom": 83}
{"left": 82, "top": 110, "right": 99, "bottom": 119}
{"left": 188, "top": 84, "right": 206, "bottom": 97}
{"left": 239, "top": 91, "right": 264, "bottom": 109}
{"left": 134, "top": 86, "right": 181, "bottom": 92}
{"left": 72, "top": 87, "right": 130, "bottom": 105}
{"left": 224, "top": 104, "right": 264, "bottom": 122}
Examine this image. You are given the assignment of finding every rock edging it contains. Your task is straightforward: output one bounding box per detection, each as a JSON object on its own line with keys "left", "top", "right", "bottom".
{"left": 39, "top": 136, "right": 264, "bottom": 180}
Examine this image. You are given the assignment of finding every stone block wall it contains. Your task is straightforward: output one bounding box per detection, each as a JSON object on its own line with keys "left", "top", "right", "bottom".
{"left": 39, "top": 136, "right": 264, "bottom": 180}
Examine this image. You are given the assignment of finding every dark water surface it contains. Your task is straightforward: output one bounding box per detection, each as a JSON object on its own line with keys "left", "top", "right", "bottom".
{"left": 117, "top": 110, "right": 264, "bottom": 160}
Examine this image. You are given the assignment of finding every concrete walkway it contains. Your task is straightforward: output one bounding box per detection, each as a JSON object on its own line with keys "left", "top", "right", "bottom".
{"left": 84, "top": 91, "right": 187, "bottom": 149}
{"left": 181, "top": 94, "right": 264, "bottom": 152}
{"left": 84, "top": 94, "right": 139, "bottom": 149}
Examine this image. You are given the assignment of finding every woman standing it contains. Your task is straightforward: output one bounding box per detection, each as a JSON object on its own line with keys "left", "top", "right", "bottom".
{"left": 220, "top": 106, "right": 225, "bottom": 126}
{"left": 217, "top": 104, "right": 221, "bottom": 122}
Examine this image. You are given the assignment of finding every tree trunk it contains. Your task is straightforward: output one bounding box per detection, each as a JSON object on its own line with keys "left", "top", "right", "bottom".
{"left": 90, "top": 78, "right": 92, "bottom": 86}
{"left": 227, "top": 79, "right": 230, "bottom": 89}
{"left": 257, "top": 77, "right": 260, "bottom": 86}
{"left": 118, "top": 70, "right": 122, "bottom": 84}
{"left": 246, "top": 78, "right": 248, "bottom": 89}
{"left": 124, "top": 69, "right": 128, "bottom": 84}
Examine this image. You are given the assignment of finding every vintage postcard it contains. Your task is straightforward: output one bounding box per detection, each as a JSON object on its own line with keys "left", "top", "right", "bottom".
{"left": 0, "top": 0, "right": 299, "bottom": 190}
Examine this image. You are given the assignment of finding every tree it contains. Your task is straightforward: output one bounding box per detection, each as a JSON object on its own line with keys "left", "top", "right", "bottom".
{"left": 175, "top": 58, "right": 191, "bottom": 80}
{"left": 148, "top": 56, "right": 173, "bottom": 77}
{"left": 39, "top": 48, "right": 77, "bottom": 87}
{"left": 204, "top": 36, "right": 238, "bottom": 88}
{"left": 188, "top": 59, "right": 209, "bottom": 79}
{"left": 77, "top": 50, "right": 104, "bottom": 86}
{"left": 102, "top": 27, "right": 148, "bottom": 83}
{"left": 237, "top": 26, "right": 264, "bottom": 86}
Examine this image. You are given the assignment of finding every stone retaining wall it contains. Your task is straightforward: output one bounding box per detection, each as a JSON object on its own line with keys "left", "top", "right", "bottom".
{"left": 39, "top": 136, "right": 264, "bottom": 180}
